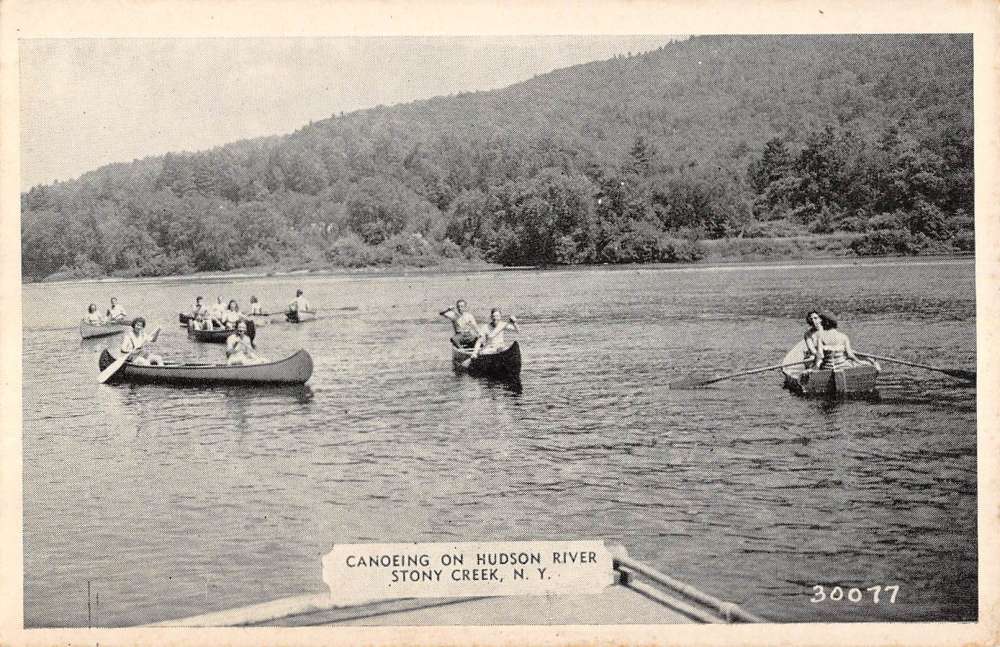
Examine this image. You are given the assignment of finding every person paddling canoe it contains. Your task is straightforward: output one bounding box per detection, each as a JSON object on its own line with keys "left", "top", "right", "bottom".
{"left": 441, "top": 299, "right": 480, "bottom": 348}
{"left": 191, "top": 307, "right": 213, "bottom": 331}
{"left": 120, "top": 317, "right": 162, "bottom": 365}
{"left": 84, "top": 303, "right": 105, "bottom": 325}
{"left": 807, "top": 311, "right": 875, "bottom": 370}
{"left": 287, "top": 289, "right": 314, "bottom": 322}
{"left": 209, "top": 296, "right": 227, "bottom": 327}
{"left": 191, "top": 296, "right": 207, "bottom": 318}
{"left": 470, "top": 307, "right": 519, "bottom": 358}
{"left": 226, "top": 320, "right": 264, "bottom": 365}
{"left": 106, "top": 297, "right": 129, "bottom": 322}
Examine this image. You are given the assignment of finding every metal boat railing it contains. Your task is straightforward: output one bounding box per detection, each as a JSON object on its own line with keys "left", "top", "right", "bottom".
{"left": 611, "top": 549, "right": 765, "bottom": 623}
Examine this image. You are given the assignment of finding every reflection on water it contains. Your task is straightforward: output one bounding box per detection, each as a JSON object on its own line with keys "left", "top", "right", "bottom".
{"left": 22, "top": 259, "right": 976, "bottom": 626}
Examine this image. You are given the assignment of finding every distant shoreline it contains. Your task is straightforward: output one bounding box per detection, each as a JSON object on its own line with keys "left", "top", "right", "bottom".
{"left": 23, "top": 242, "right": 974, "bottom": 288}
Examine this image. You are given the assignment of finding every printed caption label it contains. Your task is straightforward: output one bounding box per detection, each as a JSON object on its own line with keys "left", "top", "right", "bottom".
{"left": 322, "top": 541, "right": 614, "bottom": 602}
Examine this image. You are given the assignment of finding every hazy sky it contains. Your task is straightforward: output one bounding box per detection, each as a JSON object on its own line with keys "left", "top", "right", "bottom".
{"left": 19, "top": 36, "right": 681, "bottom": 191}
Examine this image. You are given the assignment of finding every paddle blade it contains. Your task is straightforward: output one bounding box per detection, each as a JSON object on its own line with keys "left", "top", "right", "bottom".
{"left": 944, "top": 368, "right": 976, "bottom": 382}
{"left": 668, "top": 375, "right": 713, "bottom": 389}
{"left": 97, "top": 356, "right": 128, "bottom": 384}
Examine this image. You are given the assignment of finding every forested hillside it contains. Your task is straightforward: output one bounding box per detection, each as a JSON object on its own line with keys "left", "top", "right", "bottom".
{"left": 21, "top": 34, "right": 974, "bottom": 281}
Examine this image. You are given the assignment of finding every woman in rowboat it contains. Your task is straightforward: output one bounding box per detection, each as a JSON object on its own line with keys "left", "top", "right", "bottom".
{"left": 470, "top": 308, "right": 519, "bottom": 359}
{"left": 803, "top": 310, "right": 824, "bottom": 360}
{"left": 226, "top": 321, "right": 264, "bottom": 365}
{"left": 120, "top": 317, "right": 162, "bottom": 366}
{"left": 249, "top": 296, "right": 264, "bottom": 315}
{"left": 807, "top": 312, "right": 875, "bottom": 370}
{"left": 84, "top": 304, "right": 105, "bottom": 325}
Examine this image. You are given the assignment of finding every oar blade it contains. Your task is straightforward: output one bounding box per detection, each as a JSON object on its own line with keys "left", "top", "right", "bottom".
{"left": 944, "top": 368, "right": 976, "bottom": 382}
{"left": 668, "top": 375, "right": 713, "bottom": 389}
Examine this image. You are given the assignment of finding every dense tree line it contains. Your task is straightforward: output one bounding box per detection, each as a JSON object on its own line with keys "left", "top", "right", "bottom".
{"left": 21, "top": 34, "right": 973, "bottom": 280}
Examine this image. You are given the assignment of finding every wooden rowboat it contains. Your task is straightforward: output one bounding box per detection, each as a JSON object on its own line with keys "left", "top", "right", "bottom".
{"left": 98, "top": 349, "right": 313, "bottom": 385}
{"left": 80, "top": 319, "right": 133, "bottom": 339}
{"left": 452, "top": 341, "right": 522, "bottom": 380}
{"left": 286, "top": 310, "right": 317, "bottom": 323}
{"left": 187, "top": 320, "right": 257, "bottom": 343}
{"left": 782, "top": 340, "right": 879, "bottom": 397}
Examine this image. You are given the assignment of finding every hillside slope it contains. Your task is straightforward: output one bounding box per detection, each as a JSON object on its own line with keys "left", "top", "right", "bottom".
{"left": 22, "top": 34, "right": 973, "bottom": 280}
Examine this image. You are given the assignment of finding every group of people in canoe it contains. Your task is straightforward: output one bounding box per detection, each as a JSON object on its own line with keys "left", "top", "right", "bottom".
{"left": 440, "top": 299, "right": 519, "bottom": 359}
{"left": 83, "top": 297, "right": 130, "bottom": 325}
{"left": 186, "top": 296, "right": 258, "bottom": 332}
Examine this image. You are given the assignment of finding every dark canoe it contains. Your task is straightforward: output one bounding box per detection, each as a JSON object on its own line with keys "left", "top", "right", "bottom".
{"left": 80, "top": 320, "right": 132, "bottom": 339}
{"left": 187, "top": 320, "right": 256, "bottom": 343}
{"left": 452, "top": 341, "right": 522, "bottom": 380}
{"left": 99, "top": 349, "right": 313, "bottom": 385}
{"left": 781, "top": 341, "right": 880, "bottom": 397}
{"left": 286, "top": 310, "right": 317, "bottom": 324}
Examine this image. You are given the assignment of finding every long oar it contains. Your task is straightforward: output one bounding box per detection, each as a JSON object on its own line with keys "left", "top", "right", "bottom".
{"left": 858, "top": 353, "right": 975, "bottom": 382}
{"left": 670, "top": 359, "right": 811, "bottom": 389}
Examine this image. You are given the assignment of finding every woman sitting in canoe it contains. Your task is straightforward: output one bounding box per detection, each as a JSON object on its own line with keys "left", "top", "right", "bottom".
{"left": 226, "top": 321, "right": 264, "bottom": 366}
{"left": 470, "top": 308, "right": 519, "bottom": 358}
{"left": 249, "top": 296, "right": 265, "bottom": 315}
{"left": 221, "top": 300, "right": 246, "bottom": 329}
{"left": 120, "top": 317, "right": 162, "bottom": 366}
{"left": 84, "top": 303, "right": 105, "bottom": 325}
{"left": 806, "top": 311, "right": 874, "bottom": 370}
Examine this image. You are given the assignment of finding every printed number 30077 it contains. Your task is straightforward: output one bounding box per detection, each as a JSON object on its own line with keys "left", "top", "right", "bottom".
{"left": 811, "top": 585, "right": 899, "bottom": 603}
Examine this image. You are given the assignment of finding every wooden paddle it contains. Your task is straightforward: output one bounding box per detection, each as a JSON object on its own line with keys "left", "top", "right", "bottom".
{"left": 97, "top": 350, "right": 137, "bottom": 383}
{"left": 857, "top": 353, "right": 975, "bottom": 382}
{"left": 97, "top": 326, "right": 160, "bottom": 384}
{"left": 670, "top": 359, "right": 812, "bottom": 389}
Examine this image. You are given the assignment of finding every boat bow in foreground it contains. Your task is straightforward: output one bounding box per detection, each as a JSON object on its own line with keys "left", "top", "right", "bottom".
{"left": 98, "top": 349, "right": 313, "bottom": 385}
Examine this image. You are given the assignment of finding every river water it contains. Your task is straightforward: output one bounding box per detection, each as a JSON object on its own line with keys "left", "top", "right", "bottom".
{"left": 21, "top": 258, "right": 977, "bottom": 626}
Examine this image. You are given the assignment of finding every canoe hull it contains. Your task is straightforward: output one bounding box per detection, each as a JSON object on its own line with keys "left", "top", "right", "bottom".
{"left": 99, "top": 349, "right": 313, "bottom": 385}
{"left": 187, "top": 320, "right": 256, "bottom": 343}
{"left": 781, "top": 341, "right": 879, "bottom": 397}
{"left": 452, "top": 341, "right": 522, "bottom": 380}
{"left": 80, "top": 321, "right": 132, "bottom": 339}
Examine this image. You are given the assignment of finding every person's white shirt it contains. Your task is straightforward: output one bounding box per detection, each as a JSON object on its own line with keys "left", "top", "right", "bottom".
{"left": 107, "top": 304, "right": 128, "bottom": 320}
{"left": 209, "top": 300, "right": 226, "bottom": 320}
{"left": 295, "top": 295, "right": 312, "bottom": 312}
{"left": 221, "top": 309, "right": 244, "bottom": 326}
{"left": 446, "top": 310, "right": 478, "bottom": 335}
{"left": 85, "top": 311, "right": 104, "bottom": 324}
{"left": 120, "top": 330, "right": 148, "bottom": 354}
